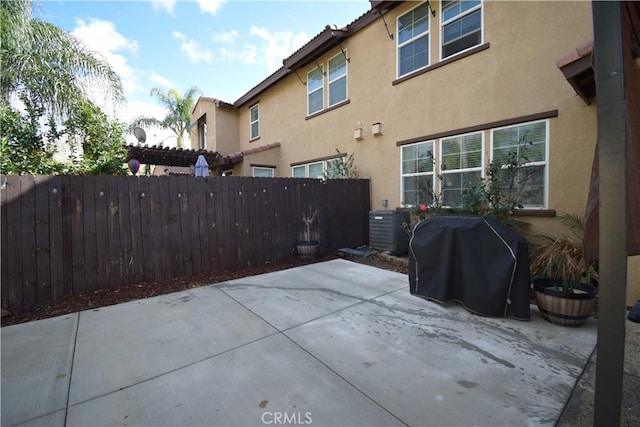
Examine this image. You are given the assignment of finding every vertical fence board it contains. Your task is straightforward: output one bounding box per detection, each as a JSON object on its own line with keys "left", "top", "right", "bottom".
{"left": 155, "top": 177, "right": 170, "bottom": 281}
{"left": 49, "top": 176, "right": 64, "bottom": 302}
{"left": 70, "top": 177, "right": 85, "bottom": 294}
{"left": 167, "top": 176, "right": 183, "bottom": 278}
{"left": 187, "top": 177, "right": 202, "bottom": 275}
{"left": 93, "top": 176, "right": 109, "bottom": 291}
{"left": 220, "top": 177, "right": 233, "bottom": 269}
{"left": 118, "top": 177, "right": 133, "bottom": 285}
{"left": 20, "top": 175, "right": 37, "bottom": 307}
{"left": 128, "top": 177, "right": 144, "bottom": 284}
{"left": 82, "top": 176, "right": 98, "bottom": 292}
{"left": 196, "top": 178, "right": 211, "bottom": 273}
{"left": 1, "top": 176, "right": 9, "bottom": 308}
{"left": 35, "top": 176, "right": 52, "bottom": 305}
{"left": 104, "top": 176, "right": 121, "bottom": 287}
{"left": 138, "top": 177, "right": 155, "bottom": 282}
{"left": 3, "top": 176, "right": 22, "bottom": 308}
{"left": 177, "top": 176, "right": 193, "bottom": 276}
{"left": 59, "top": 177, "right": 73, "bottom": 296}
{"left": 148, "top": 177, "right": 164, "bottom": 281}
{"left": 204, "top": 178, "right": 219, "bottom": 271}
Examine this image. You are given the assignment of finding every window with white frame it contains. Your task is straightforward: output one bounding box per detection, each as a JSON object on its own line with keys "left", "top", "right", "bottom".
{"left": 401, "top": 141, "right": 435, "bottom": 206}
{"left": 307, "top": 66, "right": 324, "bottom": 115}
{"left": 292, "top": 158, "right": 344, "bottom": 179}
{"left": 249, "top": 104, "right": 259, "bottom": 140}
{"left": 441, "top": 0, "right": 482, "bottom": 59}
{"left": 397, "top": 2, "right": 430, "bottom": 77}
{"left": 440, "top": 132, "right": 483, "bottom": 207}
{"left": 328, "top": 52, "right": 347, "bottom": 107}
{"left": 491, "top": 120, "right": 548, "bottom": 208}
{"left": 252, "top": 166, "right": 274, "bottom": 177}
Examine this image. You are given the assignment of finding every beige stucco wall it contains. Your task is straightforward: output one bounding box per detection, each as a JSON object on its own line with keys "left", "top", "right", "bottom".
{"left": 195, "top": 2, "right": 639, "bottom": 305}
{"left": 236, "top": 1, "right": 595, "bottom": 211}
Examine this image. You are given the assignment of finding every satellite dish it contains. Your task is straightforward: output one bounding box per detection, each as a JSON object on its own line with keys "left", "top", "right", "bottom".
{"left": 133, "top": 127, "right": 147, "bottom": 144}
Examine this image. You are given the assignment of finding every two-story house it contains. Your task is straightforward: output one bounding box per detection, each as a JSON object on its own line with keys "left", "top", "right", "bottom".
{"left": 189, "top": 1, "right": 639, "bottom": 304}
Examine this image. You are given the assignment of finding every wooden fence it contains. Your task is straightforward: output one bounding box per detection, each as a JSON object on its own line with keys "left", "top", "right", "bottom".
{"left": 1, "top": 175, "right": 370, "bottom": 310}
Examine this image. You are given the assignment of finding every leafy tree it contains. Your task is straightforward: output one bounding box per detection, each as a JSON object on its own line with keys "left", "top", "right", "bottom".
{"left": 132, "top": 86, "right": 201, "bottom": 148}
{"left": 0, "top": 96, "right": 63, "bottom": 175}
{"left": 0, "top": 0, "right": 125, "bottom": 120}
{"left": 63, "top": 100, "right": 129, "bottom": 175}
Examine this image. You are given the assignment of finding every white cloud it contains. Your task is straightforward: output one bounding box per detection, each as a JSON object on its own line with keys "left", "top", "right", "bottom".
{"left": 213, "top": 29, "right": 239, "bottom": 44}
{"left": 196, "top": 0, "right": 226, "bottom": 15}
{"left": 172, "top": 31, "right": 213, "bottom": 63}
{"left": 70, "top": 18, "right": 140, "bottom": 111}
{"left": 151, "top": 0, "right": 176, "bottom": 14}
{"left": 218, "top": 44, "right": 259, "bottom": 65}
{"left": 249, "top": 26, "right": 310, "bottom": 71}
{"left": 149, "top": 72, "right": 174, "bottom": 89}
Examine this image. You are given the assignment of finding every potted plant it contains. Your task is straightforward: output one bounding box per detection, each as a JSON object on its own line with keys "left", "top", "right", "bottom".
{"left": 296, "top": 208, "right": 319, "bottom": 259}
{"left": 529, "top": 213, "right": 598, "bottom": 327}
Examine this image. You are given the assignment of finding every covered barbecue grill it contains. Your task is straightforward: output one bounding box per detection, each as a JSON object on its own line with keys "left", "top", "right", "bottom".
{"left": 409, "top": 215, "right": 531, "bottom": 320}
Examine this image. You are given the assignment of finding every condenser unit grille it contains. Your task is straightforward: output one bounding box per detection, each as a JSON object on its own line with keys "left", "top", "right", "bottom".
{"left": 369, "top": 210, "right": 410, "bottom": 255}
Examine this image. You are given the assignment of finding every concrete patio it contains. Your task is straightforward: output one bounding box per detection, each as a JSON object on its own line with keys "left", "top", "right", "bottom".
{"left": 1, "top": 259, "right": 598, "bottom": 426}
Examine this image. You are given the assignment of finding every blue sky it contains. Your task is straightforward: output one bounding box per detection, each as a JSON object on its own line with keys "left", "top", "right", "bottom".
{"left": 38, "top": 0, "right": 371, "bottom": 144}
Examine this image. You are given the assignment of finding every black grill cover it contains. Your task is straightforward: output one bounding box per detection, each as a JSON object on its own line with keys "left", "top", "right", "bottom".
{"left": 409, "top": 215, "right": 531, "bottom": 320}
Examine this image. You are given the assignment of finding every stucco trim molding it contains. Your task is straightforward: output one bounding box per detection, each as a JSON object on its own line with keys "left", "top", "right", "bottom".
{"left": 305, "top": 99, "right": 351, "bottom": 120}
{"left": 291, "top": 151, "right": 347, "bottom": 167}
{"left": 396, "top": 109, "right": 559, "bottom": 146}
{"left": 392, "top": 43, "right": 490, "bottom": 86}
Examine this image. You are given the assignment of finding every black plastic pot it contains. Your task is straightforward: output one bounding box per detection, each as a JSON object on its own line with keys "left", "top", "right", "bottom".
{"left": 533, "top": 278, "right": 597, "bottom": 327}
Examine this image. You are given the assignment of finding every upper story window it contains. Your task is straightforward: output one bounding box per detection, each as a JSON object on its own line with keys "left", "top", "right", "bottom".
{"left": 441, "top": 0, "right": 482, "bottom": 59}
{"left": 307, "top": 66, "right": 324, "bottom": 115}
{"left": 197, "top": 116, "right": 207, "bottom": 149}
{"left": 328, "top": 52, "right": 347, "bottom": 107}
{"left": 401, "top": 140, "right": 435, "bottom": 206}
{"left": 249, "top": 104, "right": 259, "bottom": 140}
{"left": 491, "top": 120, "right": 548, "bottom": 208}
{"left": 440, "top": 132, "right": 483, "bottom": 207}
{"left": 397, "top": 2, "right": 430, "bottom": 78}
{"left": 252, "top": 166, "right": 274, "bottom": 178}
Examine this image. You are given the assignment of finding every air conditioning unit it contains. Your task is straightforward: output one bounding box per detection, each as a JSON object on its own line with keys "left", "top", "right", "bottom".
{"left": 369, "top": 210, "right": 410, "bottom": 255}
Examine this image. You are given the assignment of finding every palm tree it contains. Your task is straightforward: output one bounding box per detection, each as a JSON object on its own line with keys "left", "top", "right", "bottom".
{"left": 0, "top": 0, "right": 125, "bottom": 120}
{"left": 132, "top": 86, "right": 201, "bottom": 148}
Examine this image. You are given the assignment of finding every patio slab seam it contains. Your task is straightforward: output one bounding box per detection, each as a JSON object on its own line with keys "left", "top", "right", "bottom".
{"left": 63, "top": 328, "right": 284, "bottom": 413}
{"left": 216, "top": 281, "right": 407, "bottom": 335}
{"left": 63, "top": 311, "right": 81, "bottom": 427}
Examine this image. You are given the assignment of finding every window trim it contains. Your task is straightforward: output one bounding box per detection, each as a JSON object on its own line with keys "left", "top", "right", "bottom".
{"left": 307, "top": 65, "right": 324, "bottom": 116}
{"left": 249, "top": 103, "right": 260, "bottom": 141}
{"left": 252, "top": 166, "right": 275, "bottom": 178}
{"left": 197, "top": 115, "right": 207, "bottom": 150}
{"left": 400, "top": 140, "right": 436, "bottom": 206}
{"left": 439, "top": 131, "right": 485, "bottom": 208}
{"left": 396, "top": 1, "right": 430, "bottom": 78}
{"left": 440, "top": 0, "right": 483, "bottom": 61}
{"left": 489, "top": 119, "right": 550, "bottom": 209}
{"left": 328, "top": 51, "right": 348, "bottom": 108}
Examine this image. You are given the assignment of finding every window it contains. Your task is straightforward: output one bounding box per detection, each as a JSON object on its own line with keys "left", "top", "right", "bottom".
{"left": 397, "top": 2, "right": 430, "bottom": 77}
{"left": 252, "top": 166, "right": 274, "bottom": 177}
{"left": 401, "top": 141, "right": 435, "bottom": 206}
{"left": 198, "top": 116, "right": 207, "bottom": 149}
{"left": 491, "top": 120, "right": 548, "bottom": 208}
{"left": 292, "top": 158, "right": 345, "bottom": 179}
{"left": 440, "top": 132, "right": 483, "bottom": 207}
{"left": 307, "top": 66, "right": 324, "bottom": 115}
{"left": 249, "top": 104, "right": 259, "bottom": 140}
{"left": 441, "top": 0, "right": 482, "bottom": 59}
{"left": 328, "top": 53, "right": 347, "bottom": 106}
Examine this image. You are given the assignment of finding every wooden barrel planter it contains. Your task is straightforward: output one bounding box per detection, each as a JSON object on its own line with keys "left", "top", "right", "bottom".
{"left": 296, "top": 240, "right": 319, "bottom": 259}
{"left": 533, "top": 278, "right": 597, "bottom": 327}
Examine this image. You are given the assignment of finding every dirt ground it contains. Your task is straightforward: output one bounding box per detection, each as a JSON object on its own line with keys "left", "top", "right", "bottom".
{"left": 1, "top": 252, "right": 408, "bottom": 327}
